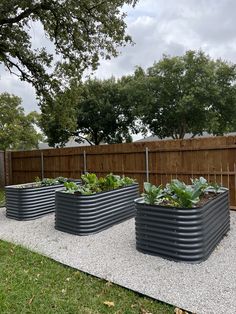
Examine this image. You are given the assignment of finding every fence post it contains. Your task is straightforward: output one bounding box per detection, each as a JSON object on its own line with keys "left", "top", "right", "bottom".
{"left": 145, "top": 147, "right": 149, "bottom": 182}
{"left": 41, "top": 152, "right": 44, "bottom": 180}
{"left": 83, "top": 151, "right": 87, "bottom": 173}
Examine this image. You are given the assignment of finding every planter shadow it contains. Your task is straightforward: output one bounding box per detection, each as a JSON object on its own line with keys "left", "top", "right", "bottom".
{"left": 135, "top": 191, "right": 230, "bottom": 263}
{"left": 5, "top": 181, "right": 80, "bottom": 220}
{"left": 55, "top": 184, "right": 139, "bottom": 235}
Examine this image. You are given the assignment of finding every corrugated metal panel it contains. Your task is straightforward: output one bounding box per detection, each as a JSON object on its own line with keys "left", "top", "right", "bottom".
{"left": 135, "top": 191, "right": 230, "bottom": 263}
{"left": 5, "top": 181, "right": 80, "bottom": 220}
{"left": 55, "top": 184, "right": 139, "bottom": 235}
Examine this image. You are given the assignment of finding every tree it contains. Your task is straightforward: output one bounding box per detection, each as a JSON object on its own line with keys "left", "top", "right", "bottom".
{"left": 138, "top": 51, "right": 236, "bottom": 139}
{"left": 0, "top": 92, "right": 43, "bottom": 150}
{"left": 0, "top": 0, "right": 137, "bottom": 99}
{"left": 40, "top": 78, "right": 139, "bottom": 146}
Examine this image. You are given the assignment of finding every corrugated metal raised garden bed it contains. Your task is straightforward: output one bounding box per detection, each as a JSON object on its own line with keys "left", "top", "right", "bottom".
{"left": 55, "top": 173, "right": 139, "bottom": 235}
{"left": 6, "top": 177, "right": 80, "bottom": 220}
{"left": 135, "top": 178, "right": 230, "bottom": 263}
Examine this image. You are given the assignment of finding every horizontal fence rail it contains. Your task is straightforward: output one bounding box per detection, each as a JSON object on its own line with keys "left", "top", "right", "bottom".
{"left": 4, "top": 135, "right": 236, "bottom": 209}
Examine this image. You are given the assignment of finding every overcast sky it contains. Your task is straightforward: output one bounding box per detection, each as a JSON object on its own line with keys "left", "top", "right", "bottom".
{"left": 1, "top": 0, "right": 236, "bottom": 113}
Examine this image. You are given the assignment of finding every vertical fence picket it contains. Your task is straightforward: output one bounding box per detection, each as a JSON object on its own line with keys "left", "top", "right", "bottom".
{"left": 41, "top": 152, "right": 44, "bottom": 180}
{"left": 83, "top": 151, "right": 87, "bottom": 174}
{"left": 145, "top": 147, "right": 149, "bottom": 182}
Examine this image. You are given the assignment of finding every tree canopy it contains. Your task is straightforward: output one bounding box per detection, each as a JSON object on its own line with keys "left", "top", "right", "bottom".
{"left": 0, "top": 0, "right": 137, "bottom": 99}
{"left": 136, "top": 51, "right": 236, "bottom": 139}
{"left": 41, "top": 50, "right": 236, "bottom": 146}
{"left": 41, "top": 78, "right": 139, "bottom": 146}
{"left": 0, "top": 92, "right": 43, "bottom": 150}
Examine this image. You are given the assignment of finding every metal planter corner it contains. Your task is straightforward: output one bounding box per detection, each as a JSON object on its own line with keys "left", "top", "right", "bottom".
{"left": 55, "top": 184, "right": 139, "bottom": 235}
{"left": 5, "top": 181, "right": 80, "bottom": 220}
{"left": 135, "top": 190, "right": 230, "bottom": 263}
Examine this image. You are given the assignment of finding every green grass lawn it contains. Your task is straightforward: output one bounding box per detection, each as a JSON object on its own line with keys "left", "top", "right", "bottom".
{"left": 0, "top": 240, "right": 175, "bottom": 314}
{"left": 0, "top": 189, "right": 5, "bottom": 207}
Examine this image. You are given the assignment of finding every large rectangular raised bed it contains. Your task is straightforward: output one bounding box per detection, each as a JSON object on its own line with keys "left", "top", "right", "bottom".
{"left": 135, "top": 190, "right": 230, "bottom": 263}
{"left": 5, "top": 181, "right": 80, "bottom": 220}
{"left": 55, "top": 183, "right": 139, "bottom": 235}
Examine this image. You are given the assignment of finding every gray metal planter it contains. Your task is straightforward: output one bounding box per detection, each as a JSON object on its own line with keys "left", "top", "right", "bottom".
{"left": 55, "top": 184, "right": 139, "bottom": 235}
{"left": 135, "top": 190, "right": 230, "bottom": 263}
{"left": 5, "top": 181, "right": 80, "bottom": 220}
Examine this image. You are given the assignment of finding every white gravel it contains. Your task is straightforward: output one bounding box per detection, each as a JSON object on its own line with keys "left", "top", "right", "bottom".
{"left": 0, "top": 208, "right": 236, "bottom": 314}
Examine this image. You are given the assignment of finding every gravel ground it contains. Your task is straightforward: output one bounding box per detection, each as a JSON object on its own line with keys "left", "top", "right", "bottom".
{"left": 0, "top": 208, "right": 236, "bottom": 314}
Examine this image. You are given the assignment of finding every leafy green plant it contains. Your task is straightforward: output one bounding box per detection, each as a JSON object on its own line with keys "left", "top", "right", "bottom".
{"left": 142, "top": 177, "right": 220, "bottom": 208}
{"left": 40, "top": 178, "right": 58, "bottom": 186}
{"left": 167, "top": 179, "right": 202, "bottom": 208}
{"left": 142, "top": 182, "right": 163, "bottom": 205}
{"left": 81, "top": 173, "right": 101, "bottom": 193}
{"left": 120, "top": 176, "right": 136, "bottom": 187}
{"left": 56, "top": 177, "right": 68, "bottom": 184}
{"left": 64, "top": 182, "right": 79, "bottom": 194}
{"left": 65, "top": 173, "right": 136, "bottom": 195}
{"left": 207, "top": 182, "right": 221, "bottom": 193}
{"left": 34, "top": 176, "right": 69, "bottom": 187}
{"left": 98, "top": 174, "right": 122, "bottom": 191}
{"left": 191, "top": 177, "right": 208, "bottom": 192}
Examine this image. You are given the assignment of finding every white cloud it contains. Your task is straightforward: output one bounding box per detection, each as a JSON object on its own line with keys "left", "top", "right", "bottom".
{"left": 1, "top": 0, "right": 236, "bottom": 112}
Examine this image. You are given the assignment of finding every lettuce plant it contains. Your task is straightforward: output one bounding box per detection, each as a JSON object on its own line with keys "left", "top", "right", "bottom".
{"left": 64, "top": 182, "right": 79, "bottom": 194}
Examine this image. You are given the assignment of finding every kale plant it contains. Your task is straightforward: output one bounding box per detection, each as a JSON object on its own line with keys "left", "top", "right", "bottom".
{"left": 142, "top": 182, "right": 163, "bottom": 205}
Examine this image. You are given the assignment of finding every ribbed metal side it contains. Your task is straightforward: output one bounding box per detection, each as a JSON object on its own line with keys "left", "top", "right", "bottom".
{"left": 135, "top": 191, "right": 230, "bottom": 263}
{"left": 55, "top": 184, "right": 139, "bottom": 235}
{"left": 5, "top": 181, "right": 81, "bottom": 220}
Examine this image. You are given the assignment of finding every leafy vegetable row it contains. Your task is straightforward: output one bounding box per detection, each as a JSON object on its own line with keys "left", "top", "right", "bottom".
{"left": 142, "top": 177, "right": 223, "bottom": 208}
{"left": 64, "top": 173, "right": 136, "bottom": 195}
{"left": 35, "top": 177, "right": 69, "bottom": 187}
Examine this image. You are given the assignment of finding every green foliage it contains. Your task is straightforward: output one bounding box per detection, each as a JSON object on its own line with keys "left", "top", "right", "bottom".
{"left": 167, "top": 179, "right": 202, "bottom": 208}
{"left": 41, "top": 78, "right": 139, "bottom": 146}
{"left": 40, "top": 178, "right": 59, "bottom": 186}
{"left": 0, "top": 0, "right": 137, "bottom": 100}
{"left": 81, "top": 173, "right": 101, "bottom": 193}
{"left": 99, "top": 174, "right": 123, "bottom": 190}
{"left": 208, "top": 182, "right": 221, "bottom": 193}
{"left": 0, "top": 93, "right": 43, "bottom": 150}
{"left": 35, "top": 176, "right": 68, "bottom": 187}
{"left": 65, "top": 173, "right": 136, "bottom": 195}
{"left": 56, "top": 177, "right": 68, "bottom": 184}
{"left": 142, "top": 177, "right": 219, "bottom": 208}
{"left": 142, "top": 182, "right": 163, "bottom": 205}
{"left": 64, "top": 182, "right": 79, "bottom": 194}
{"left": 136, "top": 51, "right": 236, "bottom": 139}
{"left": 191, "top": 176, "right": 208, "bottom": 192}
{"left": 120, "top": 176, "right": 137, "bottom": 186}
{"left": 0, "top": 189, "right": 5, "bottom": 207}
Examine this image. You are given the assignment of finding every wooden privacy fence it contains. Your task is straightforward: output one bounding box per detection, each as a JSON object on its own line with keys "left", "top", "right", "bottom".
{"left": 0, "top": 151, "right": 5, "bottom": 188}
{"left": 4, "top": 135, "right": 236, "bottom": 209}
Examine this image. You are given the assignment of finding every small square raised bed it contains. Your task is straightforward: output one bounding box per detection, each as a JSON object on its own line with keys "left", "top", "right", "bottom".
{"left": 5, "top": 178, "right": 80, "bottom": 220}
{"left": 135, "top": 179, "right": 230, "bottom": 263}
{"left": 55, "top": 174, "right": 139, "bottom": 235}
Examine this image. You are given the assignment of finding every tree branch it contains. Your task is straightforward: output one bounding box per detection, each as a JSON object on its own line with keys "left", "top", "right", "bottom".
{"left": 73, "top": 133, "right": 94, "bottom": 146}
{"left": 0, "top": 2, "right": 52, "bottom": 25}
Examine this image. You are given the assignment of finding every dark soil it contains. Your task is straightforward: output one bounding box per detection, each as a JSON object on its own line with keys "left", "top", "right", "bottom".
{"left": 197, "top": 192, "right": 218, "bottom": 207}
